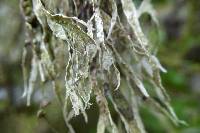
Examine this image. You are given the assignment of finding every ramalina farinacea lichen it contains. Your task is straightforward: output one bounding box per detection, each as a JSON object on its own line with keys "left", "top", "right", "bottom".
{"left": 20, "top": 0, "right": 186, "bottom": 133}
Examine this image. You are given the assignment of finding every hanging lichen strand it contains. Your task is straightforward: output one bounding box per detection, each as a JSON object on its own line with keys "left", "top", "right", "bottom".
{"left": 20, "top": 0, "right": 186, "bottom": 132}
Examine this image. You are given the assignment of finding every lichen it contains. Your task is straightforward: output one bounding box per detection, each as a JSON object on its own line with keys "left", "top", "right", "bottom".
{"left": 20, "top": 0, "right": 186, "bottom": 132}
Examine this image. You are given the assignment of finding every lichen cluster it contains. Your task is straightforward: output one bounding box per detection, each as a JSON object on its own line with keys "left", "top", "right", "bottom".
{"left": 20, "top": 0, "right": 185, "bottom": 132}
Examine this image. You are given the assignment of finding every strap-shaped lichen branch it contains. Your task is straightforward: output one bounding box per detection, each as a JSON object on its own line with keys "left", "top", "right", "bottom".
{"left": 20, "top": 0, "right": 186, "bottom": 133}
